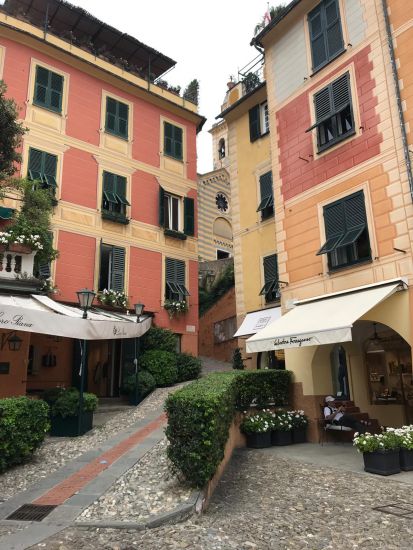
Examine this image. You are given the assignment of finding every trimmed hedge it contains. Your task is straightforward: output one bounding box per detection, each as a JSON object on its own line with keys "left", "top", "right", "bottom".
{"left": 122, "top": 370, "right": 156, "bottom": 398}
{"left": 141, "top": 327, "right": 177, "bottom": 354}
{"left": 176, "top": 353, "right": 202, "bottom": 382}
{"left": 0, "top": 397, "right": 50, "bottom": 473}
{"left": 44, "top": 387, "right": 98, "bottom": 418}
{"left": 165, "top": 369, "right": 292, "bottom": 487}
{"left": 140, "top": 350, "right": 178, "bottom": 386}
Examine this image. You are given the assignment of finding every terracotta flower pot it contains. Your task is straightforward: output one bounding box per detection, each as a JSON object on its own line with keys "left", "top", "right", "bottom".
{"left": 7, "top": 243, "right": 32, "bottom": 254}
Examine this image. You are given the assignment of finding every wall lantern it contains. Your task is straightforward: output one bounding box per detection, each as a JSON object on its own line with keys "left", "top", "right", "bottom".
{"left": 8, "top": 333, "right": 23, "bottom": 352}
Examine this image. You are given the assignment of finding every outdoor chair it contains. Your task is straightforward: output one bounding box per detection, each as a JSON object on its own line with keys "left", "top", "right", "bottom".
{"left": 318, "top": 406, "right": 352, "bottom": 445}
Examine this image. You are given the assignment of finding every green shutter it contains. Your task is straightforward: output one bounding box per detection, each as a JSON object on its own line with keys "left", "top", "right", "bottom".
{"left": 259, "top": 254, "right": 279, "bottom": 301}
{"left": 111, "top": 246, "right": 125, "bottom": 292}
{"left": 115, "top": 175, "right": 129, "bottom": 205}
{"left": 257, "top": 172, "right": 274, "bottom": 212}
{"left": 308, "top": 4, "right": 327, "bottom": 71}
{"left": 103, "top": 171, "right": 117, "bottom": 205}
{"left": 28, "top": 148, "right": 57, "bottom": 190}
{"left": 308, "top": 0, "right": 343, "bottom": 72}
{"left": 43, "top": 153, "right": 57, "bottom": 188}
{"left": 164, "top": 122, "right": 182, "bottom": 160}
{"left": 105, "top": 98, "right": 128, "bottom": 138}
{"left": 49, "top": 72, "right": 63, "bottom": 112}
{"left": 331, "top": 73, "right": 350, "bottom": 113}
{"left": 34, "top": 66, "right": 63, "bottom": 113}
{"left": 28, "top": 148, "right": 43, "bottom": 181}
{"left": 173, "top": 126, "right": 183, "bottom": 160}
{"left": 159, "top": 186, "right": 165, "bottom": 226}
{"left": 106, "top": 98, "right": 117, "bottom": 133}
{"left": 184, "top": 197, "right": 195, "bottom": 236}
{"left": 165, "top": 258, "right": 189, "bottom": 298}
{"left": 249, "top": 105, "right": 260, "bottom": 142}
{"left": 325, "top": 0, "right": 344, "bottom": 61}
{"left": 34, "top": 66, "right": 49, "bottom": 107}
{"left": 117, "top": 102, "right": 129, "bottom": 139}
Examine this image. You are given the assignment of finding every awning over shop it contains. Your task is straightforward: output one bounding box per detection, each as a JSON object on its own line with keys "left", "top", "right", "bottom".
{"left": 246, "top": 279, "right": 407, "bottom": 353}
{"left": 234, "top": 307, "right": 281, "bottom": 338}
{"left": 0, "top": 206, "right": 14, "bottom": 220}
{"left": 0, "top": 294, "right": 151, "bottom": 340}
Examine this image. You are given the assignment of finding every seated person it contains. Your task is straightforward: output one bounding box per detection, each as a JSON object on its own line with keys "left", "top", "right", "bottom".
{"left": 323, "top": 396, "right": 367, "bottom": 433}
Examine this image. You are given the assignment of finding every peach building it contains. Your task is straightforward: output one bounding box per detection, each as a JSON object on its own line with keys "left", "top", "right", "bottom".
{"left": 0, "top": 0, "right": 204, "bottom": 398}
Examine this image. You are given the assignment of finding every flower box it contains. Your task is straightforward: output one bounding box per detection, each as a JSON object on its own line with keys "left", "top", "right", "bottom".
{"left": 246, "top": 431, "right": 271, "bottom": 448}
{"left": 271, "top": 430, "right": 292, "bottom": 446}
{"left": 50, "top": 411, "right": 93, "bottom": 437}
{"left": 7, "top": 243, "right": 32, "bottom": 254}
{"left": 400, "top": 448, "right": 413, "bottom": 471}
{"left": 292, "top": 427, "right": 307, "bottom": 444}
{"left": 363, "top": 449, "right": 400, "bottom": 476}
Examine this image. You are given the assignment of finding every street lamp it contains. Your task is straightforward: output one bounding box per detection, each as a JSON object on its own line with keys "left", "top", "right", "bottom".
{"left": 8, "top": 333, "right": 22, "bottom": 352}
{"left": 76, "top": 288, "right": 96, "bottom": 435}
{"left": 133, "top": 303, "right": 145, "bottom": 406}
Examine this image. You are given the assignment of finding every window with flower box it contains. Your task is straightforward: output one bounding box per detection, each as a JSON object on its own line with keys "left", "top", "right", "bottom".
{"left": 165, "top": 258, "right": 189, "bottom": 301}
{"left": 99, "top": 244, "right": 125, "bottom": 292}
{"left": 102, "top": 171, "right": 130, "bottom": 224}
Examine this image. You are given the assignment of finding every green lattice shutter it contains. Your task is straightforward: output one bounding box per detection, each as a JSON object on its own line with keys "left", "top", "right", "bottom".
{"left": 184, "top": 197, "right": 195, "bottom": 236}
{"left": 308, "top": 3, "right": 327, "bottom": 71}
{"left": 111, "top": 246, "right": 125, "bottom": 291}
{"left": 28, "top": 148, "right": 43, "bottom": 181}
{"left": 325, "top": 0, "right": 344, "bottom": 61}
{"left": 43, "top": 153, "right": 57, "bottom": 189}
{"left": 159, "top": 186, "right": 165, "bottom": 227}
{"left": 164, "top": 122, "right": 173, "bottom": 157}
{"left": 249, "top": 105, "right": 260, "bottom": 142}
{"left": 106, "top": 97, "right": 117, "bottom": 134}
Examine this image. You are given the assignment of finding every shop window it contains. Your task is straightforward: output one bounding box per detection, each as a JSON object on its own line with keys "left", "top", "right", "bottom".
{"left": 308, "top": 0, "right": 344, "bottom": 72}
{"left": 256, "top": 171, "right": 274, "bottom": 220}
{"left": 249, "top": 101, "right": 269, "bottom": 142}
{"left": 306, "top": 72, "right": 354, "bottom": 152}
{"left": 102, "top": 171, "right": 130, "bottom": 224}
{"left": 164, "top": 122, "right": 183, "bottom": 160}
{"left": 105, "top": 97, "right": 129, "bottom": 139}
{"left": 165, "top": 258, "right": 189, "bottom": 301}
{"left": 33, "top": 65, "right": 63, "bottom": 113}
{"left": 317, "top": 190, "right": 371, "bottom": 270}
{"left": 99, "top": 244, "right": 125, "bottom": 292}
{"left": 259, "top": 254, "right": 280, "bottom": 303}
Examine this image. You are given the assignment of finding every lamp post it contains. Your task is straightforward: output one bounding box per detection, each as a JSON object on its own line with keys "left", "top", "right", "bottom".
{"left": 76, "top": 289, "right": 96, "bottom": 435}
{"left": 133, "top": 303, "right": 145, "bottom": 407}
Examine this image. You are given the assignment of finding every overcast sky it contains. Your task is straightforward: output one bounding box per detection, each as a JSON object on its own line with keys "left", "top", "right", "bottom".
{"left": 74, "top": 0, "right": 283, "bottom": 174}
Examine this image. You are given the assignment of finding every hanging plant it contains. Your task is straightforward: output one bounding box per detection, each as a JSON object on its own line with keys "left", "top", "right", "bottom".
{"left": 163, "top": 299, "right": 188, "bottom": 319}
{"left": 98, "top": 289, "right": 128, "bottom": 309}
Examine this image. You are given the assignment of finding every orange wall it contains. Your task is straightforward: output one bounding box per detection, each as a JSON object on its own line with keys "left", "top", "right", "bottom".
{"left": 129, "top": 247, "right": 162, "bottom": 311}
{"left": 0, "top": 330, "right": 30, "bottom": 397}
{"left": 60, "top": 147, "right": 98, "bottom": 209}
{"left": 130, "top": 170, "right": 159, "bottom": 226}
{"left": 26, "top": 333, "right": 73, "bottom": 391}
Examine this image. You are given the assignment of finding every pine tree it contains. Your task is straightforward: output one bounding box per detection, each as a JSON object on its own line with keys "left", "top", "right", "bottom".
{"left": 232, "top": 347, "right": 245, "bottom": 370}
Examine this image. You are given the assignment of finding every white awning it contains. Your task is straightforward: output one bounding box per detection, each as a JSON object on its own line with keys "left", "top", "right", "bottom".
{"left": 234, "top": 307, "right": 281, "bottom": 338}
{"left": 0, "top": 294, "right": 152, "bottom": 340}
{"left": 246, "top": 279, "right": 407, "bottom": 353}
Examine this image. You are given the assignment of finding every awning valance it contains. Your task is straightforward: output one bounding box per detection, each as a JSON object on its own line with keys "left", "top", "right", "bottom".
{"left": 234, "top": 307, "right": 281, "bottom": 338}
{"left": 246, "top": 279, "right": 407, "bottom": 353}
{"left": 0, "top": 294, "right": 151, "bottom": 340}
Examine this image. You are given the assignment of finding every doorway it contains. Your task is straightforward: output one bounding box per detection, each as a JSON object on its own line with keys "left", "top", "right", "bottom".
{"left": 330, "top": 345, "right": 349, "bottom": 400}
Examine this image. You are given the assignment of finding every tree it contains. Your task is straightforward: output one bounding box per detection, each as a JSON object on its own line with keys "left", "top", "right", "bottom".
{"left": 0, "top": 80, "right": 26, "bottom": 198}
{"left": 232, "top": 348, "right": 245, "bottom": 370}
{"left": 183, "top": 79, "right": 199, "bottom": 105}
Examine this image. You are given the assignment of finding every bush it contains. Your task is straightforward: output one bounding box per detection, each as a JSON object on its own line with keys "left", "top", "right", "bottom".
{"left": 232, "top": 347, "right": 244, "bottom": 370}
{"left": 236, "top": 370, "right": 291, "bottom": 409}
{"left": 165, "top": 369, "right": 292, "bottom": 487}
{"left": 49, "top": 388, "right": 98, "bottom": 418}
{"left": 165, "top": 372, "right": 239, "bottom": 487}
{"left": 121, "top": 370, "right": 156, "bottom": 398}
{"left": 0, "top": 397, "right": 50, "bottom": 473}
{"left": 176, "top": 353, "right": 202, "bottom": 382}
{"left": 140, "top": 350, "right": 178, "bottom": 386}
{"left": 141, "top": 326, "right": 177, "bottom": 354}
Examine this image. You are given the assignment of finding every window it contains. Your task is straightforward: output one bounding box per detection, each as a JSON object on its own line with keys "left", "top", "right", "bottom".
{"left": 165, "top": 258, "right": 190, "bottom": 301}
{"left": 216, "top": 249, "right": 230, "bottom": 260}
{"left": 159, "top": 186, "right": 194, "bottom": 236}
{"left": 99, "top": 244, "right": 125, "bottom": 292}
{"left": 249, "top": 101, "right": 269, "bottom": 142}
{"left": 308, "top": 0, "right": 344, "bottom": 72}
{"left": 216, "top": 192, "right": 229, "bottom": 213}
{"left": 105, "top": 97, "right": 129, "bottom": 139}
{"left": 218, "top": 138, "right": 226, "bottom": 159}
{"left": 33, "top": 66, "right": 63, "bottom": 113}
{"left": 307, "top": 72, "right": 354, "bottom": 152}
{"left": 27, "top": 148, "right": 58, "bottom": 196}
{"left": 256, "top": 171, "right": 274, "bottom": 220}
{"left": 164, "top": 122, "right": 183, "bottom": 160}
{"left": 102, "top": 171, "right": 130, "bottom": 223}
{"left": 317, "top": 190, "right": 371, "bottom": 270}
{"left": 214, "top": 316, "right": 237, "bottom": 343}
{"left": 259, "top": 254, "right": 280, "bottom": 303}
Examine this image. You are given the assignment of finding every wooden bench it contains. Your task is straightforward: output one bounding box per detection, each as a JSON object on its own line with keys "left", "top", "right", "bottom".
{"left": 317, "top": 416, "right": 353, "bottom": 445}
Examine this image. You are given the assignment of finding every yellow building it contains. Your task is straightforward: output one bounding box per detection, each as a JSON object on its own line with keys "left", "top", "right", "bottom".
{"left": 246, "top": 0, "right": 413, "bottom": 436}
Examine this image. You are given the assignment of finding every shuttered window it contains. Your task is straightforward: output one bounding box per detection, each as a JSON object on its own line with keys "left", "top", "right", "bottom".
{"left": 165, "top": 257, "right": 189, "bottom": 301}
{"left": 105, "top": 97, "right": 129, "bottom": 139}
{"left": 159, "top": 187, "right": 194, "bottom": 237}
{"left": 99, "top": 244, "right": 125, "bottom": 292}
{"left": 102, "top": 171, "right": 130, "bottom": 221}
{"left": 33, "top": 66, "right": 63, "bottom": 113}
{"left": 249, "top": 102, "right": 269, "bottom": 142}
{"left": 259, "top": 254, "right": 280, "bottom": 303}
{"left": 164, "top": 122, "right": 183, "bottom": 160}
{"left": 317, "top": 191, "right": 371, "bottom": 270}
{"left": 306, "top": 72, "right": 354, "bottom": 152}
{"left": 308, "top": 0, "right": 344, "bottom": 72}
{"left": 27, "top": 148, "right": 58, "bottom": 195}
{"left": 256, "top": 171, "right": 274, "bottom": 220}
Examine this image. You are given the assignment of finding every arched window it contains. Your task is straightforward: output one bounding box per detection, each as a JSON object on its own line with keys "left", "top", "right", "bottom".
{"left": 218, "top": 138, "right": 226, "bottom": 159}
{"left": 213, "top": 217, "right": 232, "bottom": 239}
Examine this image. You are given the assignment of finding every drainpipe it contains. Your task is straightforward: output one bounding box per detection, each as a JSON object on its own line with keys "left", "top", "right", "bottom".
{"left": 381, "top": 0, "right": 413, "bottom": 200}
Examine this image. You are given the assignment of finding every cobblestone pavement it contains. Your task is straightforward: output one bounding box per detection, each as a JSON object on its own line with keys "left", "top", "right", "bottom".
{"left": 30, "top": 448, "right": 413, "bottom": 549}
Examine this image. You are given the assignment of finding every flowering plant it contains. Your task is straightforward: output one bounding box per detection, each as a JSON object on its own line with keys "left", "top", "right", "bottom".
{"left": 387, "top": 426, "right": 413, "bottom": 450}
{"left": 271, "top": 410, "right": 293, "bottom": 432}
{"left": 0, "top": 230, "right": 44, "bottom": 250}
{"left": 353, "top": 430, "right": 400, "bottom": 453}
{"left": 241, "top": 410, "right": 274, "bottom": 434}
{"left": 287, "top": 410, "right": 308, "bottom": 429}
{"left": 163, "top": 299, "right": 188, "bottom": 319}
{"left": 98, "top": 289, "right": 128, "bottom": 309}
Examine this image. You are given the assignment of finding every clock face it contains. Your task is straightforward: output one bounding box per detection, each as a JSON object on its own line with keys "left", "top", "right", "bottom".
{"left": 216, "top": 193, "right": 229, "bottom": 213}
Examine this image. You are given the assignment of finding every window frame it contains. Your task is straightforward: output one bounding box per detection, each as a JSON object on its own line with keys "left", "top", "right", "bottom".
{"left": 33, "top": 65, "right": 64, "bottom": 114}
{"left": 105, "top": 96, "right": 129, "bottom": 140}
{"left": 165, "top": 257, "right": 190, "bottom": 302}
{"left": 99, "top": 243, "right": 126, "bottom": 292}
{"left": 27, "top": 147, "right": 58, "bottom": 200}
{"left": 164, "top": 121, "right": 183, "bottom": 161}
{"left": 163, "top": 192, "right": 182, "bottom": 232}
{"left": 308, "top": 0, "right": 345, "bottom": 74}
{"left": 101, "top": 170, "right": 130, "bottom": 224}
{"left": 249, "top": 101, "right": 270, "bottom": 143}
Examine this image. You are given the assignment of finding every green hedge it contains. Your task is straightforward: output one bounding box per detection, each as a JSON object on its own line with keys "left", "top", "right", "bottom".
{"left": 121, "top": 371, "right": 156, "bottom": 398}
{"left": 140, "top": 350, "right": 178, "bottom": 386}
{"left": 165, "top": 369, "right": 291, "bottom": 487}
{"left": 141, "top": 326, "right": 177, "bottom": 354}
{"left": 0, "top": 397, "right": 50, "bottom": 473}
{"left": 176, "top": 353, "right": 202, "bottom": 382}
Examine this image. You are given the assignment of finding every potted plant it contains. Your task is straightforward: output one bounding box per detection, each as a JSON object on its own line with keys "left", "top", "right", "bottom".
{"left": 270, "top": 410, "right": 293, "bottom": 446}
{"left": 163, "top": 299, "right": 188, "bottom": 319}
{"left": 289, "top": 410, "right": 308, "bottom": 443}
{"left": 121, "top": 370, "right": 156, "bottom": 405}
{"left": 353, "top": 430, "right": 400, "bottom": 475}
{"left": 43, "top": 387, "right": 98, "bottom": 437}
{"left": 241, "top": 411, "right": 273, "bottom": 448}
{"left": 394, "top": 426, "right": 413, "bottom": 471}
{"left": 98, "top": 289, "right": 128, "bottom": 309}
